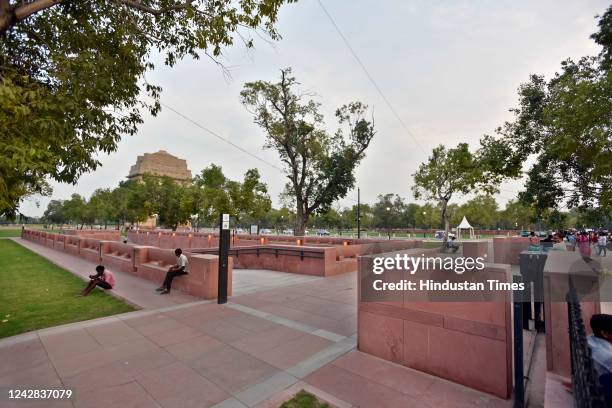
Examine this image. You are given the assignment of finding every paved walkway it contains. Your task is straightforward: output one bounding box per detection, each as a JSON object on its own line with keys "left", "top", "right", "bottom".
{"left": 2, "top": 239, "right": 514, "bottom": 407}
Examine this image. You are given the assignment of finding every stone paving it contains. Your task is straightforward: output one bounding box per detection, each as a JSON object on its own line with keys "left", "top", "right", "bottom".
{"left": 1, "top": 238, "right": 515, "bottom": 408}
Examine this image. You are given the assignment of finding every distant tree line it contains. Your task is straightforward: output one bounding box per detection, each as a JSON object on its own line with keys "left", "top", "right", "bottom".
{"left": 40, "top": 179, "right": 611, "bottom": 232}
{"left": 42, "top": 165, "right": 271, "bottom": 231}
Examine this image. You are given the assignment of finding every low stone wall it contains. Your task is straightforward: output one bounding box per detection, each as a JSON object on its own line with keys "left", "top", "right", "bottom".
{"left": 358, "top": 248, "right": 513, "bottom": 399}
{"left": 463, "top": 240, "right": 489, "bottom": 259}
{"left": 101, "top": 241, "right": 136, "bottom": 273}
{"left": 21, "top": 230, "right": 231, "bottom": 299}
{"left": 61, "top": 229, "right": 121, "bottom": 241}
{"left": 543, "top": 251, "right": 604, "bottom": 378}
{"left": 493, "top": 236, "right": 529, "bottom": 265}
{"left": 134, "top": 246, "right": 233, "bottom": 298}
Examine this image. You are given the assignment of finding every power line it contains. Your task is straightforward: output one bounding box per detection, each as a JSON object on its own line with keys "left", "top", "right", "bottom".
{"left": 316, "top": 0, "right": 427, "bottom": 156}
{"left": 160, "top": 101, "right": 362, "bottom": 203}
{"left": 160, "top": 102, "right": 285, "bottom": 173}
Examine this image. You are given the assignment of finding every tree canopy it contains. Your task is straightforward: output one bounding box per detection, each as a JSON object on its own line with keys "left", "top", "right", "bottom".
{"left": 484, "top": 5, "right": 612, "bottom": 214}
{"left": 240, "top": 67, "right": 375, "bottom": 235}
{"left": 412, "top": 143, "right": 499, "bottom": 240}
{"left": 0, "top": 0, "right": 294, "bottom": 217}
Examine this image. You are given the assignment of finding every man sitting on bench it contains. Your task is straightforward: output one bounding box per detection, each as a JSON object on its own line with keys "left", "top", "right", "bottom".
{"left": 446, "top": 235, "right": 459, "bottom": 253}
{"left": 156, "top": 248, "right": 189, "bottom": 295}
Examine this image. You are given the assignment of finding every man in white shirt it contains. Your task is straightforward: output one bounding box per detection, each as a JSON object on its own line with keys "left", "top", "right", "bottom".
{"left": 157, "top": 248, "right": 189, "bottom": 295}
{"left": 597, "top": 234, "right": 608, "bottom": 256}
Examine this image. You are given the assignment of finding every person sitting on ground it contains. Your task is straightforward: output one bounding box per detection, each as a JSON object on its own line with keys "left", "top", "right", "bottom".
{"left": 78, "top": 265, "right": 115, "bottom": 297}
{"left": 589, "top": 314, "right": 612, "bottom": 404}
{"left": 156, "top": 248, "right": 189, "bottom": 295}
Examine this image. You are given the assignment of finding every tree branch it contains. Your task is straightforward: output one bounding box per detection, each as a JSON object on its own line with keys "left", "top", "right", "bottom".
{"left": 112, "top": 0, "right": 195, "bottom": 16}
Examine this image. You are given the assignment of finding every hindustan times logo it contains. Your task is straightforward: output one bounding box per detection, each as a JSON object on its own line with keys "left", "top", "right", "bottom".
{"left": 372, "top": 253, "right": 486, "bottom": 275}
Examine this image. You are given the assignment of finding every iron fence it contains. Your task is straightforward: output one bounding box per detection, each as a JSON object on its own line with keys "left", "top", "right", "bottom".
{"left": 567, "top": 279, "right": 607, "bottom": 408}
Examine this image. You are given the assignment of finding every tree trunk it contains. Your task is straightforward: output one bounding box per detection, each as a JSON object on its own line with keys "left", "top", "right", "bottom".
{"left": 294, "top": 214, "right": 307, "bottom": 236}
{"left": 294, "top": 198, "right": 307, "bottom": 236}
{"left": 441, "top": 199, "right": 449, "bottom": 247}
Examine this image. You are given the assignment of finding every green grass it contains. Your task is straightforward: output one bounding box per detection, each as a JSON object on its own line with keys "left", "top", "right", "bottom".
{"left": 0, "top": 240, "right": 135, "bottom": 338}
{"left": 0, "top": 229, "right": 24, "bottom": 237}
{"left": 279, "top": 390, "right": 330, "bottom": 408}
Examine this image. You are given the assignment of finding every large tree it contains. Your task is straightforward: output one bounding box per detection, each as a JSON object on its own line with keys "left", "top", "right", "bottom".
{"left": 412, "top": 143, "right": 497, "bottom": 243}
{"left": 485, "top": 6, "right": 612, "bottom": 214}
{"left": 191, "top": 164, "right": 271, "bottom": 228}
{"left": 240, "top": 68, "right": 375, "bottom": 235}
{"left": 457, "top": 195, "right": 498, "bottom": 229}
{"left": 0, "top": 0, "right": 294, "bottom": 217}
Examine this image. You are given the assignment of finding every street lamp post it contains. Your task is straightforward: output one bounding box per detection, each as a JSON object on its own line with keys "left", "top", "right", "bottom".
{"left": 386, "top": 206, "right": 391, "bottom": 240}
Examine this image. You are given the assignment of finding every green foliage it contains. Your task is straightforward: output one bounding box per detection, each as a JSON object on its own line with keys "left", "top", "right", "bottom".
{"left": 412, "top": 143, "right": 496, "bottom": 238}
{"left": 279, "top": 390, "right": 330, "bottom": 408}
{"left": 0, "top": 0, "right": 294, "bottom": 217}
{"left": 456, "top": 195, "right": 499, "bottom": 229}
{"left": 192, "top": 165, "right": 271, "bottom": 227}
{"left": 498, "top": 199, "right": 535, "bottom": 230}
{"left": 484, "top": 6, "right": 612, "bottom": 214}
{"left": 41, "top": 164, "right": 271, "bottom": 230}
{"left": 240, "top": 67, "right": 375, "bottom": 235}
{"left": 42, "top": 199, "right": 66, "bottom": 225}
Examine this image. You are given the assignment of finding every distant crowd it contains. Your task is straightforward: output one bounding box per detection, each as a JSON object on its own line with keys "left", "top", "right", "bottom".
{"left": 528, "top": 229, "right": 609, "bottom": 257}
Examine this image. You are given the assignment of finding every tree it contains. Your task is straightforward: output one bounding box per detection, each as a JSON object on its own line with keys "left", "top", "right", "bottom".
{"left": 42, "top": 199, "right": 65, "bottom": 225}
{"left": 87, "top": 188, "right": 115, "bottom": 229}
{"left": 192, "top": 165, "right": 271, "bottom": 227}
{"left": 499, "top": 199, "right": 535, "bottom": 230}
{"left": 0, "top": 0, "right": 294, "bottom": 217}
{"left": 457, "top": 195, "right": 499, "bottom": 229}
{"left": 372, "top": 194, "right": 405, "bottom": 232}
{"left": 139, "top": 176, "right": 191, "bottom": 230}
{"left": 485, "top": 6, "right": 612, "bottom": 214}
{"left": 414, "top": 203, "right": 439, "bottom": 230}
{"left": 240, "top": 68, "right": 375, "bottom": 235}
{"left": 62, "top": 194, "right": 87, "bottom": 228}
{"left": 412, "top": 143, "right": 495, "bottom": 242}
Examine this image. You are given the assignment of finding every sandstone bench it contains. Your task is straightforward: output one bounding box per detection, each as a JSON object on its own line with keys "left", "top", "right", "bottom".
{"left": 21, "top": 230, "right": 231, "bottom": 299}
{"left": 101, "top": 241, "right": 135, "bottom": 273}
{"left": 134, "top": 246, "right": 233, "bottom": 298}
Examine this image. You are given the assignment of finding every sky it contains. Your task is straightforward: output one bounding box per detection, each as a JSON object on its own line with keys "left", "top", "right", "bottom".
{"left": 18, "top": 0, "right": 609, "bottom": 217}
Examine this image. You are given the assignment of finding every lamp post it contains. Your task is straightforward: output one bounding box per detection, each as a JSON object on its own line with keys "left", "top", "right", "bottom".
{"left": 386, "top": 206, "right": 391, "bottom": 240}
{"left": 422, "top": 211, "right": 427, "bottom": 238}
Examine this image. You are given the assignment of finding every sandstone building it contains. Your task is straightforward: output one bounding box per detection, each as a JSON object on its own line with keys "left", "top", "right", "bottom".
{"left": 127, "top": 150, "right": 192, "bottom": 183}
{"left": 126, "top": 150, "right": 192, "bottom": 228}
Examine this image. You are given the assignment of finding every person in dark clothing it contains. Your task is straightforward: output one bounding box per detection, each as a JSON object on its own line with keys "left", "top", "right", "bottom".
{"left": 156, "top": 248, "right": 189, "bottom": 295}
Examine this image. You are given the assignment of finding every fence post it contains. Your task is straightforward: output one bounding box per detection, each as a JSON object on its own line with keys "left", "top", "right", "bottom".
{"left": 513, "top": 274, "right": 525, "bottom": 408}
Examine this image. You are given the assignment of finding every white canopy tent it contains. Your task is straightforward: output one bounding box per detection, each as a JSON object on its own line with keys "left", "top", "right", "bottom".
{"left": 456, "top": 216, "right": 474, "bottom": 240}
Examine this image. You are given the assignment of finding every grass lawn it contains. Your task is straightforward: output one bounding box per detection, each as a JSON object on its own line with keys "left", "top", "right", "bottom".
{"left": 0, "top": 229, "right": 24, "bottom": 237}
{"left": 0, "top": 240, "right": 135, "bottom": 338}
{"left": 279, "top": 390, "right": 330, "bottom": 408}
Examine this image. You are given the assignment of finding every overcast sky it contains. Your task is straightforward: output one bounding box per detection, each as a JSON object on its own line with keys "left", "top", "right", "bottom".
{"left": 18, "top": 0, "right": 609, "bottom": 217}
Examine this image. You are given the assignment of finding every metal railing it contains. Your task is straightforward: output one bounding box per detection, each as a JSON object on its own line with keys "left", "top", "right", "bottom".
{"left": 567, "top": 279, "right": 607, "bottom": 408}
{"left": 191, "top": 246, "right": 326, "bottom": 261}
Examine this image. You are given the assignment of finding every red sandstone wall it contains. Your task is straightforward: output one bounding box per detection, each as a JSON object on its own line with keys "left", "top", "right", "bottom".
{"left": 543, "top": 251, "right": 603, "bottom": 378}
{"left": 358, "top": 251, "right": 513, "bottom": 399}
{"left": 493, "top": 237, "right": 529, "bottom": 265}
{"left": 20, "top": 230, "right": 231, "bottom": 299}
